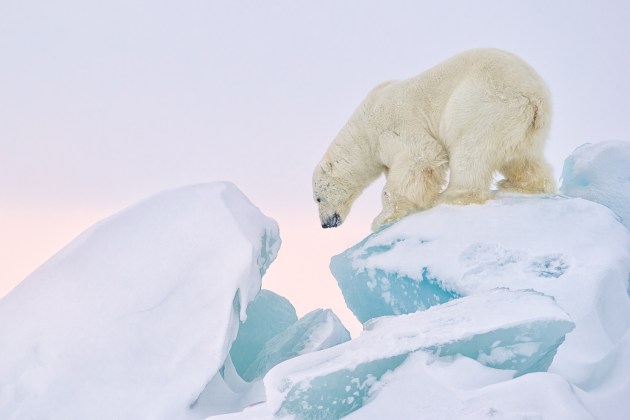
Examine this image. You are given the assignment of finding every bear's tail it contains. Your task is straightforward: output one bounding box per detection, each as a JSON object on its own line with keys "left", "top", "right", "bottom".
{"left": 526, "top": 91, "right": 550, "bottom": 132}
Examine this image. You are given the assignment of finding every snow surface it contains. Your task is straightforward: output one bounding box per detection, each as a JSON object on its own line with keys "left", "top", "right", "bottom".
{"left": 0, "top": 182, "right": 280, "bottom": 420}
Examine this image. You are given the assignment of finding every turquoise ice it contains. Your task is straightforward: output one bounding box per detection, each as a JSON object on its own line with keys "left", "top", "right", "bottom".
{"left": 230, "top": 290, "right": 298, "bottom": 381}
{"left": 331, "top": 236, "right": 460, "bottom": 323}
{"left": 243, "top": 308, "right": 350, "bottom": 382}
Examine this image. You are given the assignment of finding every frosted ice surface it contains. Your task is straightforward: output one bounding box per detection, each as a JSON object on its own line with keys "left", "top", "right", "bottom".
{"left": 331, "top": 238, "right": 460, "bottom": 323}
{"left": 560, "top": 141, "right": 630, "bottom": 229}
{"left": 361, "top": 289, "right": 574, "bottom": 376}
{"left": 230, "top": 289, "right": 298, "bottom": 381}
{"left": 0, "top": 182, "right": 280, "bottom": 420}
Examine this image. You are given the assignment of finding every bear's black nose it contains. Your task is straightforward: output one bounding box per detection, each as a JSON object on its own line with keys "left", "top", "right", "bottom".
{"left": 321, "top": 213, "right": 342, "bottom": 228}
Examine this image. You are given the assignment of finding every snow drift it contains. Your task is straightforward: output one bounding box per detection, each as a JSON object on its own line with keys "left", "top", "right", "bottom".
{"left": 0, "top": 182, "right": 280, "bottom": 420}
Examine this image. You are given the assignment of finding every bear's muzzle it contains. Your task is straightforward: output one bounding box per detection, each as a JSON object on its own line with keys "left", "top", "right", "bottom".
{"left": 321, "top": 213, "right": 342, "bottom": 228}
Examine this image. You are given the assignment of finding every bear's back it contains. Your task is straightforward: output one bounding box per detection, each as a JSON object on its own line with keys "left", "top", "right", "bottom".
{"left": 362, "top": 48, "right": 547, "bottom": 136}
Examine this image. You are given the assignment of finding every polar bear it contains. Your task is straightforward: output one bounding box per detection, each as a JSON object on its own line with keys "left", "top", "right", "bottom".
{"left": 313, "top": 48, "right": 556, "bottom": 230}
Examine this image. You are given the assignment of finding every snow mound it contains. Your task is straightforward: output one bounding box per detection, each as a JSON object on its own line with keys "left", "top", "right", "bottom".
{"left": 0, "top": 182, "right": 280, "bottom": 420}
{"left": 560, "top": 140, "right": 630, "bottom": 229}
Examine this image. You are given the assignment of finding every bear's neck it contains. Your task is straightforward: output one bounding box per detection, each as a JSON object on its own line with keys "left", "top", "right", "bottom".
{"left": 329, "top": 121, "right": 383, "bottom": 192}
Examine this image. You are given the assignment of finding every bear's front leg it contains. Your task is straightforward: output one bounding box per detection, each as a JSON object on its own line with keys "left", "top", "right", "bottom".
{"left": 371, "top": 159, "right": 446, "bottom": 231}
{"left": 372, "top": 187, "right": 406, "bottom": 231}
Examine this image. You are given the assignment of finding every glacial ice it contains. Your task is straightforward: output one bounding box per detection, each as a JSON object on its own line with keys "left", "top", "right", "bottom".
{"left": 560, "top": 140, "right": 630, "bottom": 229}
{"left": 0, "top": 182, "right": 281, "bottom": 420}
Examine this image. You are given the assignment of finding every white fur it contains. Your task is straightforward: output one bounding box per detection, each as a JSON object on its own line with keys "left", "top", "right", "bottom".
{"left": 313, "top": 48, "right": 556, "bottom": 230}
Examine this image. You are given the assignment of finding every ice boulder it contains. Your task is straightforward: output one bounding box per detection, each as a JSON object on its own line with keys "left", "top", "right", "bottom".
{"left": 226, "top": 289, "right": 574, "bottom": 420}
{"left": 230, "top": 290, "right": 298, "bottom": 381}
{"left": 560, "top": 140, "right": 630, "bottom": 229}
{"left": 229, "top": 290, "right": 350, "bottom": 383}
{"left": 327, "top": 193, "right": 630, "bottom": 419}
{"left": 331, "top": 196, "right": 630, "bottom": 374}
{"left": 242, "top": 308, "right": 351, "bottom": 382}
{"left": 0, "top": 182, "right": 280, "bottom": 420}
{"left": 194, "top": 305, "right": 350, "bottom": 417}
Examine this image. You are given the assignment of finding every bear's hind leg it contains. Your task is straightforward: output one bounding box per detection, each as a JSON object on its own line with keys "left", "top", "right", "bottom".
{"left": 498, "top": 155, "right": 556, "bottom": 194}
{"left": 439, "top": 147, "right": 495, "bottom": 205}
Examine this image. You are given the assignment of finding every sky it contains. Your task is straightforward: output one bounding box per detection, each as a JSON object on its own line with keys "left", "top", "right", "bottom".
{"left": 1, "top": 0, "right": 629, "bottom": 335}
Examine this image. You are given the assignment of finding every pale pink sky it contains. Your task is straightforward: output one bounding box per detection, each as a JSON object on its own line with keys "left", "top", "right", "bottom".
{"left": 2, "top": 1, "right": 629, "bottom": 336}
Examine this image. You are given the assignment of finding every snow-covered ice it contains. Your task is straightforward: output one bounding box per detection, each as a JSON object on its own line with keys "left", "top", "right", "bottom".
{"left": 344, "top": 352, "right": 594, "bottom": 420}
{"left": 259, "top": 289, "right": 574, "bottom": 420}
{"left": 0, "top": 182, "right": 280, "bottom": 420}
{"left": 325, "top": 193, "right": 630, "bottom": 419}
{"left": 331, "top": 194, "right": 630, "bottom": 386}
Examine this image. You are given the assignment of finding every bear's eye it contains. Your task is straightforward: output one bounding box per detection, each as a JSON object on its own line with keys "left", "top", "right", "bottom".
{"left": 316, "top": 197, "right": 322, "bottom": 203}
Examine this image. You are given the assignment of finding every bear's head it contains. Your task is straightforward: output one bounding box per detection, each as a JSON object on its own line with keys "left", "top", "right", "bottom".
{"left": 312, "top": 160, "right": 359, "bottom": 228}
